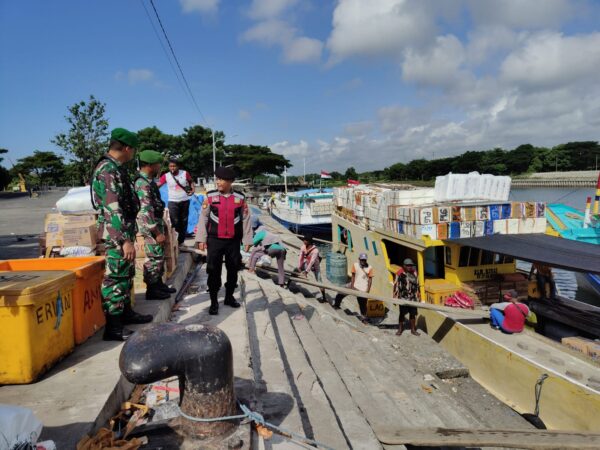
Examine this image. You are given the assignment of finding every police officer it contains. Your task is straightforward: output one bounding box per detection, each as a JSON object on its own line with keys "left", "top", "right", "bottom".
{"left": 91, "top": 128, "right": 152, "bottom": 341}
{"left": 196, "top": 166, "right": 253, "bottom": 315}
{"left": 135, "top": 150, "right": 176, "bottom": 301}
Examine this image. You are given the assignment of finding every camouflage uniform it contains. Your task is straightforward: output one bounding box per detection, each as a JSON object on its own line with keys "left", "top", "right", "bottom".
{"left": 135, "top": 171, "right": 166, "bottom": 285}
{"left": 92, "top": 154, "right": 139, "bottom": 316}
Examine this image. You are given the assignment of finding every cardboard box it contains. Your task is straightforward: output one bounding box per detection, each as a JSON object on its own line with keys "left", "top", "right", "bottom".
{"left": 500, "top": 204, "right": 512, "bottom": 219}
{"left": 493, "top": 219, "right": 507, "bottom": 234}
{"left": 418, "top": 224, "right": 437, "bottom": 240}
{"left": 506, "top": 218, "right": 519, "bottom": 234}
{"left": 451, "top": 206, "right": 462, "bottom": 222}
{"left": 562, "top": 336, "right": 600, "bottom": 360}
{"left": 45, "top": 231, "right": 64, "bottom": 247}
{"left": 437, "top": 223, "right": 448, "bottom": 240}
{"left": 489, "top": 205, "right": 501, "bottom": 220}
{"left": 533, "top": 217, "right": 547, "bottom": 233}
{"left": 474, "top": 221, "right": 485, "bottom": 237}
{"left": 135, "top": 235, "right": 146, "bottom": 258}
{"left": 44, "top": 213, "right": 65, "bottom": 233}
{"left": 62, "top": 225, "right": 97, "bottom": 247}
{"left": 519, "top": 218, "right": 535, "bottom": 234}
{"left": 476, "top": 206, "right": 489, "bottom": 221}
{"left": 460, "top": 221, "right": 473, "bottom": 238}
{"left": 449, "top": 222, "right": 461, "bottom": 239}
{"left": 484, "top": 220, "right": 494, "bottom": 236}
{"left": 462, "top": 207, "right": 476, "bottom": 222}
{"left": 437, "top": 206, "right": 451, "bottom": 223}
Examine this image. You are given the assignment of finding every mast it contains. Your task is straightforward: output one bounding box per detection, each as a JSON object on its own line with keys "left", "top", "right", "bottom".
{"left": 284, "top": 165, "right": 288, "bottom": 195}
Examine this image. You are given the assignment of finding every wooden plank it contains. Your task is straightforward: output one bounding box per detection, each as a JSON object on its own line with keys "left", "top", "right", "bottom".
{"left": 376, "top": 427, "right": 600, "bottom": 448}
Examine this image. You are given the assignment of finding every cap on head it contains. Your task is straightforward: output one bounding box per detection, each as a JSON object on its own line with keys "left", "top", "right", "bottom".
{"left": 139, "top": 150, "right": 163, "bottom": 164}
{"left": 215, "top": 166, "right": 235, "bottom": 181}
{"left": 111, "top": 128, "right": 138, "bottom": 149}
{"left": 359, "top": 253, "right": 368, "bottom": 260}
{"left": 503, "top": 289, "right": 518, "bottom": 299}
{"left": 403, "top": 258, "right": 415, "bottom": 266}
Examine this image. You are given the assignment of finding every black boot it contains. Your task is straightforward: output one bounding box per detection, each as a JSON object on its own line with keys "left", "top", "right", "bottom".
{"left": 103, "top": 314, "right": 134, "bottom": 341}
{"left": 145, "top": 282, "right": 171, "bottom": 300}
{"left": 122, "top": 303, "right": 153, "bottom": 324}
{"left": 209, "top": 291, "right": 219, "bottom": 315}
{"left": 157, "top": 280, "right": 177, "bottom": 294}
{"left": 224, "top": 288, "right": 241, "bottom": 308}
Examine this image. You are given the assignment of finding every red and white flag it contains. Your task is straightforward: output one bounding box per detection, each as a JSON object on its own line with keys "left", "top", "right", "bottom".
{"left": 347, "top": 179, "right": 360, "bottom": 186}
{"left": 320, "top": 170, "right": 332, "bottom": 179}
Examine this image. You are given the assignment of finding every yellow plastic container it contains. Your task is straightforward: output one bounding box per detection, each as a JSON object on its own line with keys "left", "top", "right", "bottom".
{"left": 0, "top": 270, "right": 76, "bottom": 384}
{"left": 0, "top": 258, "right": 106, "bottom": 345}
{"left": 424, "top": 279, "right": 458, "bottom": 305}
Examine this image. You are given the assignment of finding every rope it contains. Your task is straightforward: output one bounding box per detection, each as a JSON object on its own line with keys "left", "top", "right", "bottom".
{"left": 175, "top": 402, "right": 336, "bottom": 450}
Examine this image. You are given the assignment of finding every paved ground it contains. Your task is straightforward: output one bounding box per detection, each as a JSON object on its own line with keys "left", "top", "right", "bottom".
{"left": 0, "top": 191, "right": 65, "bottom": 259}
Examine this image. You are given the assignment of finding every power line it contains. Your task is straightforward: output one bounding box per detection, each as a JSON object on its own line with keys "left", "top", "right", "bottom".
{"left": 139, "top": 0, "right": 189, "bottom": 109}
{"left": 145, "top": 0, "right": 209, "bottom": 126}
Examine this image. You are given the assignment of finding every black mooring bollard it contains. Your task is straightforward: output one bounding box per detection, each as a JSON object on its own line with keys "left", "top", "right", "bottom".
{"left": 119, "top": 322, "right": 236, "bottom": 439}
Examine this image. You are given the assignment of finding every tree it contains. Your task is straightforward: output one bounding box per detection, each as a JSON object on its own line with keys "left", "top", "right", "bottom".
{"left": 224, "top": 145, "right": 291, "bottom": 181}
{"left": 385, "top": 162, "right": 406, "bottom": 180}
{"left": 52, "top": 95, "right": 109, "bottom": 184}
{"left": 137, "top": 126, "right": 180, "bottom": 154}
{"left": 11, "top": 151, "right": 65, "bottom": 187}
{"left": 344, "top": 166, "right": 358, "bottom": 180}
{"left": 178, "top": 125, "right": 223, "bottom": 179}
{"left": 0, "top": 148, "right": 9, "bottom": 190}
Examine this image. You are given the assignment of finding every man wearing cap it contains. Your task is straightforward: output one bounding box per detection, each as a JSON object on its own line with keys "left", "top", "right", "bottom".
{"left": 489, "top": 290, "right": 530, "bottom": 334}
{"left": 135, "top": 150, "right": 176, "bottom": 301}
{"left": 196, "top": 166, "right": 253, "bottom": 315}
{"left": 393, "top": 258, "right": 420, "bottom": 336}
{"left": 91, "top": 128, "right": 152, "bottom": 341}
{"left": 158, "top": 158, "right": 195, "bottom": 246}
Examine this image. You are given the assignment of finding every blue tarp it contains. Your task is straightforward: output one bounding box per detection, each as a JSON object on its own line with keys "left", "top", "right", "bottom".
{"left": 159, "top": 184, "right": 204, "bottom": 234}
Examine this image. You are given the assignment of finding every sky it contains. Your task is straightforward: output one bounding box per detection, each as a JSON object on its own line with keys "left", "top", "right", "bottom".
{"left": 1, "top": 0, "right": 600, "bottom": 175}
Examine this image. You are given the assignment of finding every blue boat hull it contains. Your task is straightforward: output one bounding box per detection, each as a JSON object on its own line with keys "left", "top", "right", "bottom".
{"left": 270, "top": 213, "right": 332, "bottom": 238}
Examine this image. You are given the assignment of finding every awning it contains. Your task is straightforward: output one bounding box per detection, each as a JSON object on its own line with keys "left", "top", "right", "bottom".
{"left": 445, "top": 234, "right": 600, "bottom": 274}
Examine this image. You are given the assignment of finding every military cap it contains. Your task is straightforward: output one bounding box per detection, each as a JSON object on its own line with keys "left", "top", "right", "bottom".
{"left": 215, "top": 166, "right": 236, "bottom": 180}
{"left": 111, "top": 127, "right": 139, "bottom": 148}
{"left": 139, "top": 150, "right": 163, "bottom": 164}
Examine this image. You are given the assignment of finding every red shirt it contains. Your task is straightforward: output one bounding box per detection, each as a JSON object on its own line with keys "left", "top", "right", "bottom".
{"left": 502, "top": 303, "right": 529, "bottom": 333}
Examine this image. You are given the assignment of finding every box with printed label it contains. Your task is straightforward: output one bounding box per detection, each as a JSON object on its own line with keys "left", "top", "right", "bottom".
{"left": 489, "top": 205, "right": 501, "bottom": 220}
{"left": 437, "top": 223, "right": 448, "bottom": 240}
{"left": 451, "top": 206, "right": 462, "bottom": 222}
{"left": 437, "top": 206, "right": 451, "bottom": 223}
{"left": 449, "top": 222, "right": 461, "bottom": 239}
{"left": 474, "top": 221, "right": 485, "bottom": 237}
{"left": 506, "top": 218, "right": 519, "bottom": 234}
{"left": 462, "top": 207, "right": 476, "bottom": 222}
{"left": 62, "top": 225, "right": 97, "bottom": 247}
{"left": 476, "top": 206, "right": 489, "bottom": 221}
{"left": 419, "top": 224, "right": 437, "bottom": 240}
{"left": 460, "top": 222, "right": 473, "bottom": 238}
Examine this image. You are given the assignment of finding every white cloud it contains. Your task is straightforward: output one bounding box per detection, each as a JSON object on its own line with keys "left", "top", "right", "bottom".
{"left": 327, "top": 0, "right": 436, "bottom": 63}
{"left": 241, "top": 19, "right": 322, "bottom": 64}
{"left": 180, "top": 0, "right": 219, "bottom": 14}
{"left": 248, "top": 0, "right": 298, "bottom": 19}
{"left": 500, "top": 32, "right": 600, "bottom": 90}
{"left": 402, "top": 35, "right": 466, "bottom": 86}
{"left": 467, "top": 0, "right": 572, "bottom": 29}
{"left": 272, "top": 140, "right": 311, "bottom": 158}
{"left": 344, "top": 121, "right": 373, "bottom": 138}
{"left": 241, "top": 20, "right": 295, "bottom": 46}
{"left": 238, "top": 109, "right": 251, "bottom": 120}
{"left": 116, "top": 69, "right": 156, "bottom": 85}
{"left": 283, "top": 37, "right": 323, "bottom": 63}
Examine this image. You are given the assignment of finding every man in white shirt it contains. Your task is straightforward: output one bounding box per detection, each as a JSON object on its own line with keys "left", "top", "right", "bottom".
{"left": 334, "top": 253, "right": 373, "bottom": 323}
{"left": 158, "top": 158, "right": 195, "bottom": 245}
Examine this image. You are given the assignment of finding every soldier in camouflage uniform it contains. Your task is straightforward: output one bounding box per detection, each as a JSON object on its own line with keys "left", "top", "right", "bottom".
{"left": 135, "top": 150, "right": 176, "bottom": 300}
{"left": 91, "top": 128, "right": 153, "bottom": 341}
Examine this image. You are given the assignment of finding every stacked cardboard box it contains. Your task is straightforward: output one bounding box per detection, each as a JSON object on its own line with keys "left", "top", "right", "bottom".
{"left": 42, "top": 213, "right": 98, "bottom": 255}
{"left": 562, "top": 337, "right": 600, "bottom": 360}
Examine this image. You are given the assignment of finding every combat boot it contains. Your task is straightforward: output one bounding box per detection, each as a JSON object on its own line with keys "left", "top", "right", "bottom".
{"left": 122, "top": 303, "right": 153, "bottom": 324}
{"left": 157, "top": 280, "right": 177, "bottom": 294}
{"left": 209, "top": 291, "right": 219, "bottom": 315}
{"left": 103, "top": 314, "right": 134, "bottom": 341}
{"left": 224, "top": 288, "right": 241, "bottom": 308}
{"left": 145, "top": 283, "right": 171, "bottom": 300}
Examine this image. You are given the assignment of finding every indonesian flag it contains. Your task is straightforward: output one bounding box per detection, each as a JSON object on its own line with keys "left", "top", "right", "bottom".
{"left": 347, "top": 179, "right": 360, "bottom": 186}
{"left": 320, "top": 170, "right": 332, "bottom": 179}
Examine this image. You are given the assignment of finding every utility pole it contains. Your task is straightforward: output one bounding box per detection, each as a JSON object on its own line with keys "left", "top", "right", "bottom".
{"left": 212, "top": 130, "right": 216, "bottom": 183}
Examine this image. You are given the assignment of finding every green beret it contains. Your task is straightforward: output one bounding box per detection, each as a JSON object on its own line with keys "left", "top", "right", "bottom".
{"left": 111, "top": 127, "right": 138, "bottom": 148}
{"left": 139, "top": 150, "right": 163, "bottom": 164}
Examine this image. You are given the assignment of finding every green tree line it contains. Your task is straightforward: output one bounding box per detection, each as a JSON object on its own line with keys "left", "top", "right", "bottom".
{"left": 1, "top": 96, "right": 291, "bottom": 189}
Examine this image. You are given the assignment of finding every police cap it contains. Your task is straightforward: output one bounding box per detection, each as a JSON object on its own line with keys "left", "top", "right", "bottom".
{"left": 215, "top": 166, "right": 236, "bottom": 180}
{"left": 139, "top": 150, "right": 163, "bottom": 164}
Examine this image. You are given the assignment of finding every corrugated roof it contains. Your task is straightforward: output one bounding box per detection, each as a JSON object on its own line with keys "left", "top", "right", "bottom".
{"left": 445, "top": 234, "right": 600, "bottom": 274}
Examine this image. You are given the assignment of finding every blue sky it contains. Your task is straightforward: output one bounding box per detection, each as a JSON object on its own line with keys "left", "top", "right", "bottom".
{"left": 2, "top": 0, "right": 600, "bottom": 175}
